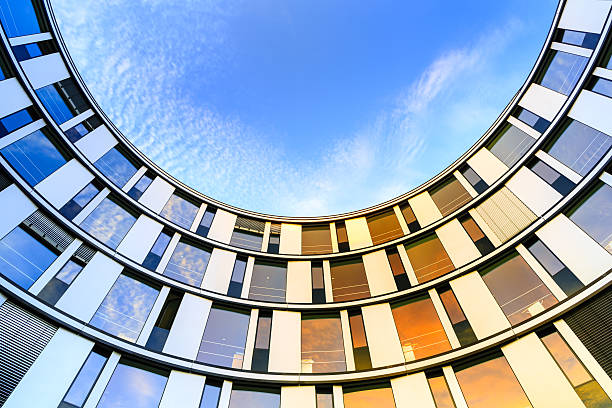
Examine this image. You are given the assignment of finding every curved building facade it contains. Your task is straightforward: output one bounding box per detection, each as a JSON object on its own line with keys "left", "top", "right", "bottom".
{"left": 0, "top": 0, "right": 611, "bottom": 406}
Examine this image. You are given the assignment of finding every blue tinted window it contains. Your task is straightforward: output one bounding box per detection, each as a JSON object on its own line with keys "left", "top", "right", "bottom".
{"left": 539, "top": 51, "right": 588, "bottom": 95}
{"left": 163, "top": 241, "right": 210, "bottom": 286}
{"left": 0, "top": 108, "right": 34, "bottom": 137}
{"left": 197, "top": 307, "right": 250, "bottom": 368}
{"left": 60, "top": 182, "right": 101, "bottom": 220}
{"left": 142, "top": 230, "right": 171, "bottom": 270}
{"left": 90, "top": 274, "right": 159, "bottom": 341}
{"left": 1, "top": 129, "right": 66, "bottom": 185}
{"left": 0, "top": 226, "right": 57, "bottom": 289}
{"left": 12, "top": 43, "right": 42, "bottom": 61}
{"left": 80, "top": 198, "right": 136, "bottom": 249}
{"left": 160, "top": 194, "right": 199, "bottom": 229}
{"left": 591, "top": 77, "right": 612, "bottom": 98}
{"left": 97, "top": 361, "right": 167, "bottom": 408}
{"left": 60, "top": 350, "right": 107, "bottom": 408}
{"left": 65, "top": 123, "right": 88, "bottom": 143}
{"left": 228, "top": 388, "right": 280, "bottom": 408}
{"left": 127, "top": 173, "right": 152, "bottom": 200}
{"left": 36, "top": 84, "right": 74, "bottom": 124}
{"left": 94, "top": 148, "right": 137, "bottom": 187}
{"left": 200, "top": 381, "right": 222, "bottom": 408}
{"left": 38, "top": 259, "right": 83, "bottom": 305}
{"left": 0, "top": 0, "right": 41, "bottom": 37}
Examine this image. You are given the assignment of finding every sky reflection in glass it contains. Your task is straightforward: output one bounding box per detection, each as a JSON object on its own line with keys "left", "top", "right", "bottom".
{"left": 80, "top": 198, "right": 136, "bottom": 249}
{"left": 94, "top": 148, "right": 137, "bottom": 187}
{"left": 97, "top": 361, "right": 167, "bottom": 408}
{"left": 163, "top": 241, "right": 211, "bottom": 286}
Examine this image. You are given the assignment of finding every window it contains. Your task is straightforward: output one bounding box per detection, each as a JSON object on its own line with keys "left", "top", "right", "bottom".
{"left": 228, "top": 386, "right": 280, "bottom": 408}
{"left": 142, "top": 229, "right": 172, "bottom": 271}
{"left": 59, "top": 181, "right": 102, "bottom": 220}
{"left": 1, "top": 128, "right": 67, "bottom": 186}
{"left": 196, "top": 206, "right": 216, "bottom": 237}
{"left": 567, "top": 182, "right": 612, "bottom": 253}
{"left": 37, "top": 259, "right": 83, "bottom": 305}
{"left": 163, "top": 240, "right": 211, "bottom": 286}
{"left": 58, "top": 349, "right": 109, "bottom": 408}
{"left": 556, "top": 29, "right": 599, "bottom": 49}
{"left": 302, "top": 224, "right": 333, "bottom": 254}
{"left": 200, "top": 379, "right": 223, "bottom": 408}
{"left": 145, "top": 291, "right": 181, "bottom": 352}
{"left": 0, "top": 107, "right": 37, "bottom": 138}
{"left": 301, "top": 314, "right": 346, "bottom": 373}
{"left": 589, "top": 76, "right": 612, "bottom": 98}
{"left": 126, "top": 173, "right": 153, "bottom": 200}
{"left": 430, "top": 178, "right": 472, "bottom": 216}
{"left": 545, "top": 120, "right": 611, "bottom": 176}
{"left": 481, "top": 253, "right": 558, "bottom": 325}
{"left": 343, "top": 383, "right": 396, "bottom": 408}
{"left": 459, "top": 214, "right": 494, "bottom": 255}
{"left": 0, "top": 225, "right": 58, "bottom": 289}
{"left": 537, "top": 50, "right": 588, "bottom": 95}
{"left": 391, "top": 296, "right": 451, "bottom": 361}
{"left": 96, "top": 360, "right": 168, "bottom": 408}
{"left": 0, "top": 0, "right": 47, "bottom": 37}
{"left": 197, "top": 306, "right": 250, "bottom": 368}
{"left": 404, "top": 234, "right": 454, "bottom": 284}
{"left": 541, "top": 330, "right": 612, "bottom": 407}
{"left": 311, "top": 261, "right": 326, "bottom": 303}
{"left": 230, "top": 217, "right": 265, "bottom": 251}
{"left": 366, "top": 210, "right": 404, "bottom": 245}
{"left": 93, "top": 147, "right": 138, "bottom": 188}
{"left": 228, "top": 255, "right": 248, "bottom": 297}
{"left": 528, "top": 158, "right": 574, "bottom": 195}
{"left": 35, "top": 79, "right": 88, "bottom": 124}
{"left": 64, "top": 115, "right": 102, "bottom": 143}
{"left": 399, "top": 203, "right": 420, "bottom": 233}
{"left": 348, "top": 309, "right": 371, "bottom": 370}
{"left": 248, "top": 260, "right": 286, "bottom": 302}
{"left": 267, "top": 223, "right": 280, "bottom": 254}
{"left": 160, "top": 193, "right": 199, "bottom": 230}
{"left": 330, "top": 258, "right": 370, "bottom": 302}
{"left": 460, "top": 164, "right": 488, "bottom": 194}
{"left": 488, "top": 123, "right": 535, "bottom": 168}
{"left": 335, "top": 221, "right": 350, "bottom": 252}
{"left": 252, "top": 310, "right": 272, "bottom": 372}
{"left": 526, "top": 237, "right": 583, "bottom": 296}
{"left": 316, "top": 388, "right": 334, "bottom": 408}
{"left": 426, "top": 372, "right": 456, "bottom": 408}
{"left": 454, "top": 354, "right": 531, "bottom": 408}
{"left": 12, "top": 39, "right": 56, "bottom": 61}
{"left": 0, "top": 45, "right": 12, "bottom": 80}
{"left": 79, "top": 197, "right": 137, "bottom": 249}
{"left": 438, "top": 285, "right": 477, "bottom": 346}
{"left": 514, "top": 106, "right": 550, "bottom": 133}
{"left": 89, "top": 274, "right": 159, "bottom": 342}
{"left": 386, "top": 247, "right": 410, "bottom": 290}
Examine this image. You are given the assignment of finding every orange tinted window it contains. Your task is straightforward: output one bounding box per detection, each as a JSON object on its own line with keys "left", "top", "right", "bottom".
{"left": 430, "top": 178, "right": 472, "bottom": 216}
{"left": 366, "top": 210, "right": 404, "bottom": 245}
{"left": 427, "top": 375, "right": 456, "bottom": 408}
{"left": 330, "top": 259, "right": 370, "bottom": 301}
{"left": 460, "top": 217, "right": 485, "bottom": 242}
{"left": 343, "top": 386, "right": 396, "bottom": 408}
{"left": 302, "top": 225, "right": 333, "bottom": 255}
{"left": 301, "top": 316, "right": 346, "bottom": 373}
{"left": 405, "top": 235, "right": 454, "bottom": 283}
{"left": 387, "top": 249, "right": 406, "bottom": 277}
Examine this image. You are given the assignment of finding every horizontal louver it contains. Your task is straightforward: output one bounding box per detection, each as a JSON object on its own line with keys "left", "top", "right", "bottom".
{"left": 235, "top": 217, "right": 265, "bottom": 234}
{"left": 23, "top": 210, "right": 73, "bottom": 252}
{"left": 74, "top": 243, "right": 96, "bottom": 263}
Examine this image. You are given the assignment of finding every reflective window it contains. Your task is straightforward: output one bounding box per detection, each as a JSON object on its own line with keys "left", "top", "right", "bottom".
{"left": 387, "top": 248, "right": 410, "bottom": 291}
{"left": 97, "top": 360, "right": 168, "bottom": 408}
{"left": 0, "top": 107, "right": 36, "bottom": 138}
{"left": 38, "top": 259, "right": 83, "bottom": 305}
{"left": 557, "top": 29, "right": 599, "bottom": 49}
{"left": 460, "top": 165, "right": 488, "bottom": 194}
{"left": 343, "top": 384, "right": 396, "bottom": 408}
{"left": 1, "top": 129, "right": 67, "bottom": 186}
{"left": 142, "top": 230, "right": 172, "bottom": 271}
{"left": 488, "top": 124, "right": 535, "bottom": 168}
{"left": 160, "top": 194, "right": 199, "bottom": 230}
{"left": 404, "top": 234, "right": 454, "bottom": 284}
{"left": 399, "top": 203, "right": 421, "bottom": 233}
{"left": 568, "top": 182, "right": 612, "bottom": 253}
{"left": 481, "top": 253, "right": 558, "bottom": 325}
{"left": 335, "top": 221, "right": 350, "bottom": 252}
{"left": 228, "top": 387, "right": 280, "bottom": 408}
{"left": 311, "top": 261, "right": 326, "bottom": 303}
{"left": 316, "top": 388, "right": 334, "bottom": 408}
{"left": 90, "top": 274, "right": 159, "bottom": 342}
{"left": 528, "top": 158, "right": 574, "bottom": 195}
{"left": 231, "top": 217, "right": 265, "bottom": 251}
{"left": 59, "top": 181, "right": 102, "bottom": 220}
{"left": 267, "top": 224, "right": 280, "bottom": 254}
{"left": 252, "top": 311, "right": 272, "bottom": 372}
{"left": 80, "top": 197, "right": 136, "bottom": 249}
{"left": 145, "top": 291, "right": 181, "bottom": 352}
{"left": 0, "top": 0, "right": 44, "bottom": 37}
{"left": 538, "top": 50, "right": 588, "bottom": 95}
{"left": 93, "top": 147, "right": 138, "bottom": 188}
{"left": 248, "top": 260, "right": 286, "bottom": 302}
{"left": 163, "top": 241, "right": 211, "bottom": 286}
{"left": 526, "top": 237, "right": 583, "bottom": 296}
{"left": 427, "top": 373, "right": 456, "bottom": 408}
{"left": 127, "top": 173, "right": 152, "bottom": 200}
{"left": 64, "top": 115, "right": 102, "bottom": 143}
{"left": 438, "top": 286, "right": 477, "bottom": 346}
{"left": 514, "top": 107, "right": 550, "bottom": 134}
{"left": 545, "top": 120, "right": 611, "bottom": 176}
{"left": 200, "top": 379, "right": 223, "bottom": 408}
{"left": 228, "top": 255, "right": 247, "bottom": 297}
{"left": 0, "top": 46, "right": 9, "bottom": 80}
{"left": 459, "top": 215, "right": 494, "bottom": 255}
{"left": 13, "top": 40, "right": 56, "bottom": 61}
{"left": 0, "top": 226, "right": 57, "bottom": 289}
{"left": 430, "top": 178, "right": 472, "bottom": 216}
{"left": 590, "top": 77, "right": 612, "bottom": 99}
{"left": 366, "top": 210, "right": 404, "bottom": 245}
{"left": 58, "top": 349, "right": 108, "bottom": 408}
{"left": 330, "top": 258, "right": 370, "bottom": 302}
{"left": 455, "top": 354, "right": 532, "bottom": 408}
{"left": 301, "top": 314, "right": 346, "bottom": 373}
{"left": 35, "top": 79, "right": 88, "bottom": 124}
{"left": 348, "top": 310, "right": 371, "bottom": 370}
{"left": 196, "top": 206, "right": 216, "bottom": 237}
{"left": 197, "top": 306, "right": 250, "bottom": 368}
{"left": 391, "top": 296, "right": 451, "bottom": 361}
{"left": 302, "top": 224, "right": 333, "bottom": 255}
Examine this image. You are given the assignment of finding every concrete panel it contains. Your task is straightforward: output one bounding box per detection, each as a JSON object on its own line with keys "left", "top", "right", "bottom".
{"left": 0, "top": 78, "right": 31, "bottom": 118}
{"left": 159, "top": 371, "right": 206, "bottom": 408}
{"left": 201, "top": 248, "right": 236, "bottom": 293}
{"left": 408, "top": 192, "right": 443, "bottom": 227}
{"left": 35, "top": 159, "right": 94, "bottom": 209}
{"left": 281, "top": 386, "right": 316, "bottom": 408}
{"left": 467, "top": 148, "right": 509, "bottom": 186}
{"left": 361, "top": 303, "right": 404, "bottom": 367}
{"left": 390, "top": 372, "right": 436, "bottom": 408}
{"left": 345, "top": 217, "right": 373, "bottom": 250}
{"left": 163, "top": 293, "right": 212, "bottom": 360}
{"left": 207, "top": 209, "right": 237, "bottom": 244}
{"left": 506, "top": 167, "right": 562, "bottom": 217}
{"left": 519, "top": 83, "right": 567, "bottom": 121}
{"left": 21, "top": 53, "right": 69, "bottom": 89}
{"left": 116, "top": 215, "right": 164, "bottom": 263}
{"left": 559, "top": 0, "right": 611, "bottom": 33}
{"left": 362, "top": 250, "right": 397, "bottom": 296}
{"left": 286, "top": 261, "right": 312, "bottom": 303}
{"left": 0, "top": 184, "right": 36, "bottom": 239}
{"left": 569, "top": 90, "right": 612, "bottom": 136}
{"left": 75, "top": 125, "right": 117, "bottom": 163}
{"left": 269, "top": 310, "right": 301, "bottom": 373}
{"left": 138, "top": 176, "right": 175, "bottom": 214}
{"left": 279, "top": 223, "right": 301, "bottom": 255}
{"left": 436, "top": 219, "right": 481, "bottom": 268}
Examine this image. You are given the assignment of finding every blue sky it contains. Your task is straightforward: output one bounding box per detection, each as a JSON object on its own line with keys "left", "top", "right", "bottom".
{"left": 53, "top": 0, "right": 556, "bottom": 216}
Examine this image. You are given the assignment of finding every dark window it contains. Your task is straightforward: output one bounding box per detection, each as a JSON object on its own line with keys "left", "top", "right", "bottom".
{"left": 230, "top": 217, "right": 265, "bottom": 251}
{"left": 301, "top": 314, "right": 346, "bottom": 373}
{"left": 127, "top": 173, "right": 153, "bottom": 200}
{"left": 142, "top": 229, "right": 172, "bottom": 271}
{"left": 12, "top": 39, "right": 56, "bottom": 61}
{"left": 399, "top": 202, "right": 421, "bottom": 233}
{"left": 330, "top": 258, "right": 370, "bottom": 302}
{"left": 160, "top": 193, "right": 199, "bottom": 230}
{"left": 37, "top": 258, "right": 83, "bottom": 305}
{"left": 196, "top": 206, "right": 216, "bottom": 237}
{"left": 248, "top": 260, "right": 286, "bottom": 302}
{"left": 79, "top": 197, "right": 137, "bottom": 249}
{"left": 366, "top": 210, "right": 404, "bottom": 245}
{"left": 302, "top": 224, "right": 333, "bottom": 255}
{"left": 0, "top": 107, "right": 37, "bottom": 138}
{"left": 430, "top": 178, "right": 472, "bottom": 216}
{"left": 268, "top": 223, "right": 280, "bottom": 254}
{"left": 460, "top": 164, "right": 488, "bottom": 194}
{"left": 93, "top": 147, "right": 138, "bottom": 188}
{"left": 64, "top": 115, "right": 102, "bottom": 143}
{"left": 528, "top": 158, "right": 575, "bottom": 195}
{"left": 348, "top": 309, "right": 372, "bottom": 370}
{"left": 513, "top": 106, "right": 550, "bottom": 134}
{"left": 487, "top": 123, "right": 535, "bottom": 168}
{"left": 335, "top": 221, "right": 349, "bottom": 252}
{"left": 252, "top": 310, "right": 272, "bottom": 372}
{"left": 555, "top": 29, "right": 599, "bottom": 49}
{"left": 386, "top": 247, "right": 410, "bottom": 290}
{"left": 163, "top": 240, "right": 211, "bottom": 286}
{"left": 459, "top": 214, "right": 494, "bottom": 255}
{"left": 526, "top": 237, "right": 583, "bottom": 296}
{"left": 0, "top": 0, "right": 48, "bottom": 37}
{"left": 567, "top": 182, "right": 612, "bottom": 253}
{"left": 438, "top": 285, "right": 477, "bottom": 347}
{"left": 145, "top": 291, "right": 182, "bottom": 352}
{"left": 0, "top": 44, "right": 12, "bottom": 80}
{"left": 228, "top": 386, "right": 280, "bottom": 408}
{"left": 59, "top": 181, "right": 102, "bottom": 220}
{"left": 311, "top": 261, "right": 326, "bottom": 303}
{"left": 58, "top": 349, "right": 109, "bottom": 408}
{"left": 197, "top": 306, "right": 250, "bottom": 368}
{"left": 537, "top": 50, "right": 588, "bottom": 95}
{"left": 200, "top": 379, "right": 223, "bottom": 408}
{"left": 404, "top": 234, "right": 454, "bottom": 284}
{"left": 228, "top": 255, "right": 248, "bottom": 297}
{"left": 36, "top": 79, "right": 88, "bottom": 124}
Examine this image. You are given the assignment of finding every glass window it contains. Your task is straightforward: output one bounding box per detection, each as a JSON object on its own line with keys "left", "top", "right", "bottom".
{"left": 160, "top": 194, "right": 199, "bottom": 230}
{"left": 142, "top": 230, "right": 172, "bottom": 271}
{"left": 1, "top": 129, "right": 67, "bottom": 186}
{"left": 366, "top": 210, "right": 404, "bottom": 245}
{"left": 538, "top": 50, "right": 588, "bottom": 95}
{"left": 64, "top": 115, "right": 102, "bottom": 143}
{"left": 568, "top": 182, "right": 612, "bottom": 253}
{"left": 200, "top": 380, "right": 223, "bottom": 408}
{"left": 228, "top": 387, "right": 280, "bottom": 408}
{"left": 0, "top": 107, "right": 36, "bottom": 138}
{"left": 96, "top": 360, "right": 168, "bottom": 408}
{"left": 387, "top": 248, "right": 410, "bottom": 291}
{"left": 0, "top": 226, "right": 57, "bottom": 289}
{"left": 0, "top": 46, "right": 10, "bottom": 80}
{"left": 12, "top": 39, "right": 55, "bottom": 62}
{"left": 311, "top": 261, "right": 326, "bottom": 303}
{"left": 460, "top": 165, "right": 488, "bottom": 194}
{"left": 301, "top": 314, "right": 346, "bottom": 373}
{"left": 35, "top": 79, "right": 88, "bottom": 125}
{"left": 302, "top": 224, "right": 333, "bottom": 255}
{"left": 343, "top": 384, "right": 396, "bottom": 408}
{"left": 427, "top": 373, "right": 456, "bottom": 408}
{"left": 481, "top": 253, "right": 558, "bottom": 325}
{"left": 316, "top": 388, "right": 334, "bottom": 408}
{"left": 228, "top": 255, "right": 247, "bottom": 297}
{"left": 267, "top": 224, "right": 280, "bottom": 254}
{"left": 391, "top": 296, "right": 451, "bottom": 361}
{"left": 79, "top": 197, "right": 136, "bottom": 249}
{"left": 163, "top": 241, "right": 211, "bottom": 286}
{"left": 430, "top": 178, "right": 472, "bottom": 216}
{"left": 545, "top": 120, "right": 611, "bottom": 177}
{"left": 404, "top": 234, "right": 454, "bottom": 284}
{"left": 515, "top": 107, "right": 550, "bottom": 134}
{"left": 89, "top": 274, "right": 159, "bottom": 342}
{"left": 399, "top": 203, "right": 420, "bottom": 233}
{"left": 59, "top": 181, "right": 102, "bottom": 220}
{"left": 454, "top": 354, "right": 532, "bottom": 408}
{"left": 197, "top": 306, "right": 250, "bottom": 368}
{"left": 230, "top": 229, "right": 263, "bottom": 251}
{"left": 459, "top": 215, "right": 494, "bottom": 255}
{"left": 558, "top": 29, "right": 599, "bottom": 49}
{"left": 0, "top": 0, "right": 45, "bottom": 37}
{"left": 58, "top": 349, "right": 108, "bottom": 408}
{"left": 590, "top": 77, "right": 612, "bottom": 99}
{"left": 37, "top": 259, "right": 83, "bottom": 305}
{"left": 330, "top": 258, "right": 370, "bottom": 302}
{"left": 526, "top": 238, "right": 583, "bottom": 296}
{"left": 252, "top": 310, "right": 272, "bottom": 372}
{"left": 348, "top": 310, "right": 371, "bottom": 371}
{"left": 93, "top": 147, "right": 138, "bottom": 188}
{"left": 335, "top": 221, "right": 349, "bottom": 252}
{"left": 528, "top": 158, "right": 574, "bottom": 195}
{"left": 248, "top": 260, "right": 286, "bottom": 302}
{"left": 488, "top": 124, "right": 535, "bottom": 168}
{"left": 127, "top": 173, "right": 153, "bottom": 200}
{"left": 196, "top": 206, "right": 216, "bottom": 237}
{"left": 145, "top": 291, "right": 181, "bottom": 352}
{"left": 438, "top": 286, "right": 477, "bottom": 347}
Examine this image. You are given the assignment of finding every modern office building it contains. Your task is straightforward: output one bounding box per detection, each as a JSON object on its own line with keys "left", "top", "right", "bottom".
{"left": 0, "top": 0, "right": 611, "bottom": 407}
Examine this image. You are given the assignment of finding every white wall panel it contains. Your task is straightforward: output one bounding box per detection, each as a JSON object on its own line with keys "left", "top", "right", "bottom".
{"left": 3, "top": 328, "right": 93, "bottom": 408}
{"left": 9, "top": 32, "right": 52, "bottom": 46}
{"left": 0, "top": 184, "right": 36, "bottom": 239}
{"left": 362, "top": 250, "right": 397, "bottom": 296}
{"left": 467, "top": 148, "right": 509, "bottom": 186}
{"left": 159, "top": 371, "right": 206, "bottom": 408}
{"left": 21, "top": 53, "right": 69, "bottom": 89}
{"left": 30, "top": 239, "right": 81, "bottom": 295}
{"left": 559, "top": 0, "right": 611, "bottom": 34}
{"left": 281, "top": 386, "right": 316, "bottom": 408}
{"left": 569, "top": 90, "right": 612, "bottom": 136}
{"left": 408, "top": 192, "right": 443, "bottom": 227}
{"left": 361, "top": 303, "right": 404, "bottom": 367}
{"left": 56, "top": 252, "right": 123, "bottom": 322}
{"left": 59, "top": 109, "right": 94, "bottom": 132}
{"left": 138, "top": 176, "right": 175, "bottom": 213}
{"left": 286, "top": 261, "right": 312, "bottom": 303}
{"left": 506, "top": 167, "right": 562, "bottom": 216}
{"left": 0, "top": 119, "right": 45, "bottom": 150}
{"left": 163, "top": 293, "right": 212, "bottom": 360}
{"left": 269, "top": 310, "right": 301, "bottom": 373}
{"left": 207, "top": 209, "right": 237, "bottom": 244}
{"left": 345, "top": 217, "right": 373, "bottom": 250}
{"left": 116, "top": 215, "right": 164, "bottom": 263}
{"left": 519, "top": 83, "right": 567, "bottom": 121}
{"left": 75, "top": 125, "right": 117, "bottom": 163}
{"left": 201, "top": 248, "right": 236, "bottom": 292}
{"left": 390, "top": 372, "right": 436, "bottom": 408}
{"left": 0, "top": 78, "right": 31, "bottom": 118}
{"left": 436, "top": 219, "right": 480, "bottom": 268}
{"left": 35, "top": 159, "right": 94, "bottom": 209}
{"left": 279, "top": 223, "right": 301, "bottom": 255}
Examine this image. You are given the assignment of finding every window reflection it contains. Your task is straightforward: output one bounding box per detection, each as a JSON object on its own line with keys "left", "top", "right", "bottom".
{"left": 568, "top": 182, "right": 612, "bottom": 253}
{"left": 387, "top": 248, "right": 410, "bottom": 291}
{"left": 366, "top": 211, "right": 404, "bottom": 245}
{"left": 330, "top": 258, "right": 370, "bottom": 302}
{"left": 248, "top": 261, "right": 286, "bottom": 302}
{"left": 439, "top": 286, "right": 477, "bottom": 346}
{"left": 228, "top": 386, "right": 280, "bottom": 408}
{"left": 538, "top": 50, "right": 588, "bottom": 95}
{"left": 302, "top": 224, "right": 333, "bottom": 255}
{"left": 343, "top": 384, "right": 396, "bottom": 408}
{"left": 231, "top": 217, "right": 265, "bottom": 251}
{"left": 127, "top": 173, "right": 152, "bottom": 200}
{"left": 93, "top": 147, "right": 137, "bottom": 188}
{"left": 80, "top": 198, "right": 136, "bottom": 249}
{"left": 59, "top": 349, "right": 108, "bottom": 408}
{"left": 316, "top": 388, "right": 334, "bottom": 408}
{"left": 200, "top": 379, "right": 223, "bottom": 408}
{"left": 59, "top": 181, "right": 102, "bottom": 220}
{"left": 430, "top": 178, "right": 472, "bottom": 216}
{"left": 301, "top": 314, "right": 346, "bottom": 373}
{"left": 427, "top": 373, "right": 456, "bottom": 408}
{"left": 404, "top": 235, "right": 454, "bottom": 284}
{"left": 526, "top": 237, "right": 583, "bottom": 296}
{"left": 142, "top": 230, "right": 172, "bottom": 271}
{"left": 160, "top": 194, "right": 199, "bottom": 230}
{"left": 0, "top": 107, "right": 36, "bottom": 138}
{"left": 35, "top": 79, "right": 87, "bottom": 125}
{"left": 38, "top": 259, "right": 83, "bottom": 305}
{"left": 252, "top": 311, "right": 272, "bottom": 372}
{"left": 163, "top": 241, "right": 211, "bottom": 286}
{"left": 197, "top": 306, "right": 249, "bottom": 368}
{"left": 488, "top": 124, "right": 535, "bottom": 168}
{"left": 349, "top": 310, "right": 371, "bottom": 370}
{"left": 0, "top": 0, "right": 44, "bottom": 37}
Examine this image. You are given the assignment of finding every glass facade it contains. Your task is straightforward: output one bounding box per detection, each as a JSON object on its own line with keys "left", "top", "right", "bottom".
{"left": 248, "top": 261, "right": 286, "bottom": 302}
{"left": 330, "top": 258, "right": 370, "bottom": 301}
{"left": 404, "top": 235, "right": 454, "bottom": 284}
{"left": 142, "top": 229, "right": 172, "bottom": 271}
{"left": 568, "top": 182, "right": 612, "bottom": 253}
{"left": 228, "top": 387, "right": 280, "bottom": 408}
{"left": 488, "top": 124, "right": 535, "bottom": 168}
{"left": 366, "top": 210, "right": 404, "bottom": 245}
{"left": 0, "top": 107, "right": 36, "bottom": 138}
{"left": 0, "top": 0, "right": 44, "bottom": 38}
{"left": 38, "top": 259, "right": 83, "bottom": 305}
{"left": 58, "top": 349, "right": 108, "bottom": 408}
{"left": 301, "top": 314, "right": 346, "bottom": 373}
{"left": 538, "top": 50, "right": 588, "bottom": 95}
{"left": 160, "top": 194, "right": 199, "bottom": 230}
{"left": 343, "top": 384, "right": 396, "bottom": 408}
{"left": 126, "top": 173, "right": 152, "bottom": 200}
{"left": 59, "top": 181, "right": 102, "bottom": 220}
{"left": 430, "top": 178, "right": 472, "bottom": 216}
{"left": 163, "top": 240, "right": 211, "bottom": 286}
{"left": 93, "top": 148, "right": 138, "bottom": 188}
{"left": 197, "top": 306, "right": 250, "bottom": 368}
{"left": 302, "top": 224, "right": 333, "bottom": 254}
{"left": 80, "top": 197, "right": 136, "bottom": 249}
{"left": 35, "top": 79, "right": 87, "bottom": 125}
